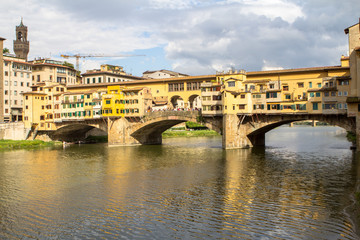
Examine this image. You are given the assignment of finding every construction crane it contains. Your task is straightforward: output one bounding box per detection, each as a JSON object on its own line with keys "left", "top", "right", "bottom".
{"left": 60, "top": 53, "right": 145, "bottom": 71}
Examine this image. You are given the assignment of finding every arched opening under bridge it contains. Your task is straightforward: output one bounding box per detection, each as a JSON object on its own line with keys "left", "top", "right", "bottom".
{"left": 51, "top": 124, "right": 107, "bottom": 142}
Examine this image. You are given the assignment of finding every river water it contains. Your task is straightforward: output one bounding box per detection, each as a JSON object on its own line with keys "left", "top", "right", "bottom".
{"left": 0, "top": 126, "right": 359, "bottom": 239}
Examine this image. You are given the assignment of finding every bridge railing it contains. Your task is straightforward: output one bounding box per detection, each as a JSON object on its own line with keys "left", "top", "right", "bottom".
{"left": 143, "top": 109, "right": 202, "bottom": 120}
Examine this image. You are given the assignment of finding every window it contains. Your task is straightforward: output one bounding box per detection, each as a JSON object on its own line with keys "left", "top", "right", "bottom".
{"left": 331, "top": 92, "right": 336, "bottom": 96}
{"left": 316, "top": 92, "right": 321, "bottom": 97}
{"left": 338, "top": 91, "right": 342, "bottom": 96}
{"left": 282, "top": 85, "right": 289, "bottom": 91}
{"left": 14, "top": 90, "right": 17, "bottom": 96}
{"left": 14, "top": 81, "right": 17, "bottom": 86}
{"left": 309, "top": 92, "right": 314, "bottom": 98}
{"left": 269, "top": 84, "right": 274, "bottom": 89}
{"left": 228, "top": 81, "right": 235, "bottom": 87}
{"left": 266, "top": 92, "right": 277, "bottom": 98}
{"left": 285, "top": 94, "right": 291, "bottom": 99}
{"left": 309, "top": 82, "right": 312, "bottom": 88}
{"left": 106, "top": 100, "right": 111, "bottom": 104}
{"left": 297, "top": 83, "right": 304, "bottom": 88}
{"left": 5, "top": 71, "right": 8, "bottom": 76}
{"left": 313, "top": 102, "right": 318, "bottom": 110}
{"left": 344, "top": 91, "right": 348, "bottom": 96}
{"left": 296, "top": 104, "right": 306, "bottom": 110}
{"left": 317, "top": 83, "right": 321, "bottom": 88}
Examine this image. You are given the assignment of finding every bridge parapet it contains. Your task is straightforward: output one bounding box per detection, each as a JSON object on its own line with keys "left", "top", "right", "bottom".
{"left": 142, "top": 110, "right": 201, "bottom": 122}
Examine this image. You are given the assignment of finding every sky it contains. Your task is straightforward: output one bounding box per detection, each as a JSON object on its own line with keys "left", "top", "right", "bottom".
{"left": 0, "top": 0, "right": 359, "bottom": 77}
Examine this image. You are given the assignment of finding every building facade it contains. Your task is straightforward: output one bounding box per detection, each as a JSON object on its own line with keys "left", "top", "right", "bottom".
{"left": 30, "top": 58, "right": 78, "bottom": 85}
{"left": 82, "top": 64, "right": 144, "bottom": 85}
{"left": 2, "top": 55, "right": 32, "bottom": 121}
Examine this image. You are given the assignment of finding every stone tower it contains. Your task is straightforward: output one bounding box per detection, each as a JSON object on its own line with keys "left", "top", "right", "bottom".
{"left": 13, "top": 18, "right": 29, "bottom": 60}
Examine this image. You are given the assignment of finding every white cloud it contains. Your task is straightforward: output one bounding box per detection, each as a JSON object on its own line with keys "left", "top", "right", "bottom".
{"left": 226, "top": 0, "right": 305, "bottom": 23}
{"left": 0, "top": 0, "right": 359, "bottom": 76}
{"left": 261, "top": 60, "right": 284, "bottom": 71}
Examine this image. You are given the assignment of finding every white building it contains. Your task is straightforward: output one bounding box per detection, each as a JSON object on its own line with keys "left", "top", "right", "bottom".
{"left": 3, "top": 54, "right": 32, "bottom": 121}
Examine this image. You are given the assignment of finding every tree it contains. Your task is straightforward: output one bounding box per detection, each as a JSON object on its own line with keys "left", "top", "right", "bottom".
{"left": 3, "top": 48, "right": 10, "bottom": 54}
{"left": 62, "top": 61, "right": 74, "bottom": 69}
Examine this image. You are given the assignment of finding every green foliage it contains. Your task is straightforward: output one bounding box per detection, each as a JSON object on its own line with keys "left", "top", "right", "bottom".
{"left": 186, "top": 121, "right": 208, "bottom": 130}
{"left": 2, "top": 48, "right": 10, "bottom": 54}
{"left": 63, "top": 61, "right": 75, "bottom": 69}
{"left": 346, "top": 131, "right": 356, "bottom": 143}
{"left": 0, "top": 140, "right": 60, "bottom": 150}
{"left": 162, "top": 129, "right": 219, "bottom": 138}
{"left": 356, "top": 192, "right": 360, "bottom": 204}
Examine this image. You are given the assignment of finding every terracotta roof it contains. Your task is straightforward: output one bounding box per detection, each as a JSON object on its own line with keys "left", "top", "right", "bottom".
{"left": 31, "top": 62, "right": 76, "bottom": 71}
{"left": 344, "top": 20, "right": 360, "bottom": 34}
{"left": 122, "top": 87, "right": 144, "bottom": 92}
{"left": 243, "top": 79, "right": 270, "bottom": 83}
{"left": 21, "top": 92, "right": 47, "bottom": 95}
{"left": 247, "top": 66, "right": 348, "bottom": 76}
{"left": 82, "top": 71, "right": 144, "bottom": 80}
{"left": 68, "top": 74, "right": 216, "bottom": 90}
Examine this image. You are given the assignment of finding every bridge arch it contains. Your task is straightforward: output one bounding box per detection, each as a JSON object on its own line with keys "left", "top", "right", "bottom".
{"left": 242, "top": 114, "right": 356, "bottom": 147}
{"left": 187, "top": 94, "right": 201, "bottom": 110}
{"left": 170, "top": 95, "right": 184, "bottom": 109}
{"left": 51, "top": 122, "right": 107, "bottom": 142}
{"left": 108, "top": 111, "right": 222, "bottom": 146}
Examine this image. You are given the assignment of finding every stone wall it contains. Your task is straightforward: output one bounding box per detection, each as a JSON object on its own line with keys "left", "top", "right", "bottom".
{"left": 0, "top": 122, "right": 28, "bottom": 140}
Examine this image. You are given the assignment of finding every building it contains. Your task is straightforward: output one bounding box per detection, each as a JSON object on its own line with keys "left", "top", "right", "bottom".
{"left": 22, "top": 82, "right": 66, "bottom": 130}
{"left": 2, "top": 54, "right": 32, "bottom": 121}
{"left": 102, "top": 85, "right": 152, "bottom": 118}
{"left": 82, "top": 64, "right": 144, "bottom": 85}
{"left": 345, "top": 19, "right": 360, "bottom": 118}
{"left": 30, "top": 58, "right": 78, "bottom": 85}
{"left": 13, "top": 19, "right": 29, "bottom": 60}
{"left": 0, "top": 37, "right": 5, "bottom": 122}
{"left": 143, "top": 69, "right": 189, "bottom": 79}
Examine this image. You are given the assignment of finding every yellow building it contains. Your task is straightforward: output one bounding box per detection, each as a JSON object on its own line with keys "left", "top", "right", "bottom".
{"left": 102, "top": 85, "right": 125, "bottom": 117}
{"left": 123, "top": 87, "right": 152, "bottom": 117}
{"left": 22, "top": 82, "right": 66, "bottom": 130}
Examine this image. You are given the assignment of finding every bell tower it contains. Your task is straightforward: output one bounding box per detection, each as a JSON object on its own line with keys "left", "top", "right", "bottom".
{"left": 13, "top": 18, "right": 29, "bottom": 60}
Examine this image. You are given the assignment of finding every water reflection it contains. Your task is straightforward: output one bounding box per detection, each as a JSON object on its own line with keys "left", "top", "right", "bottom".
{"left": 0, "top": 127, "right": 358, "bottom": 239}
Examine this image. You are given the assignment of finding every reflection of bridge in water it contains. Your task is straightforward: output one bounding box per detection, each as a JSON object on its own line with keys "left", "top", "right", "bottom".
{"left": 34, "top": 110, "right": 355, "bottom": 149}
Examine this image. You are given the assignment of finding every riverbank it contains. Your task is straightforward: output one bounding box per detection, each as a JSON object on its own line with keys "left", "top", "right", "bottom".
{"left": 0, "top": 139, "right": 61, "bottom": 150}
{"left": 162, "top": 129, "right": 219, "bottom": 138}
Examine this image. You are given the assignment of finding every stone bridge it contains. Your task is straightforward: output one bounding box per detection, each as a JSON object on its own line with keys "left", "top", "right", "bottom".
{"left": 32, "top": 119, "right": 108, "bottom": 142}
{"left": 108, "top": 110, "right": 222, "bottom": 145}
{"left": 222, "top": 113, "right": 355, "bottom": 149}
{"left": 30, "top": 111, "right": 356, "bottom": 149}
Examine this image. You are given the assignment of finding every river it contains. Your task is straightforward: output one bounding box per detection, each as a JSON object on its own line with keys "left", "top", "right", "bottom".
{"left": 0, "top": 126, "right": 359, "bottom": 239}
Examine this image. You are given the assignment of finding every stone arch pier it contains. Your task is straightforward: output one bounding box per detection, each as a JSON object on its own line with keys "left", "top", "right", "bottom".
{"left": 223, "top": 114, "right": 356, "bottom": 149}
{"left": 108, "top": 111, "right": 222, "bottom": 145}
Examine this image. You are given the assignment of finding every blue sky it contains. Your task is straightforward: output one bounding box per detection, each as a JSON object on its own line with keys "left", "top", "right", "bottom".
{"left": 0, "top": 0, "right": 359, "bottom": 76}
